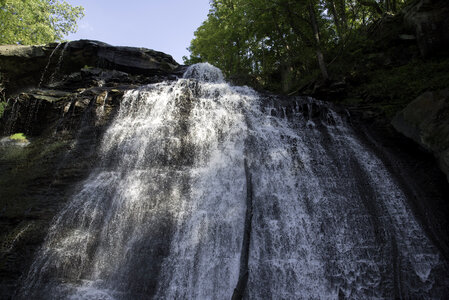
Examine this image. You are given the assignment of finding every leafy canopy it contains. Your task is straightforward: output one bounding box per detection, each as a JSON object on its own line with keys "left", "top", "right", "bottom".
{"left": 0, "top": 0, "right": 84, "bottom": 45}
{"left": 185, "top": 0, "right": 412, "bottom": 93}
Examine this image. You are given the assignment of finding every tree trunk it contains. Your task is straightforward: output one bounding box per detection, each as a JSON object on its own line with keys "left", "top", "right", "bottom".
{"left": 392, "top": 0, "right": 397, "bottom": 13}
{"left": 339, "top": 0, "right": 347, "bottom": 31}
{"left": 308, "top": 0, "right": 329, "bottom": 80}
{"left": 328, "top": 0, "right": 342, "bottom": 38}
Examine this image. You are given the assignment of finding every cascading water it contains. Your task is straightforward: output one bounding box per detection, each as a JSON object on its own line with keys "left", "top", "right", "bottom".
{"left": 18, "top": 63, "right": 449, "bottom": 299}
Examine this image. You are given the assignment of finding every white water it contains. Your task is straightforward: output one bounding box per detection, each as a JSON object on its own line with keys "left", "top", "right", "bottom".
{"left": 19, "top": 63, "right": 448, "bottom": 299}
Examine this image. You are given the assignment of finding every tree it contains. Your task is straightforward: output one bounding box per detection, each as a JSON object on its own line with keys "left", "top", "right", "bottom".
{"left": 307, "top": 0, "right": 329, "bottom": 80}
{"left": 0, "top": 0, "right": 84, "bottom": 45}
{"left": 185, "top": 0, "right": 411, "bottom": 93}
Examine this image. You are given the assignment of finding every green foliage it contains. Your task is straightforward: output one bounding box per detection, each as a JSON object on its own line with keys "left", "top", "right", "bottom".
{"left": 0, "top": 0, "right": 84, "bottom": 45}
{"left": 185, "top": 0, "right": 411, "bottom": 93}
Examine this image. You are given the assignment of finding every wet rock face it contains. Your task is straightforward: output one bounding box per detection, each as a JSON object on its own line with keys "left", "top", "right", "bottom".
{"left": 0, "top": 40, "right": 184, "bottom": 299}
{"left": 0, "top": 84, "right": 123, "bottom": 300}
{"left": 392, "top": 89, "right": 449, "bottom": 183}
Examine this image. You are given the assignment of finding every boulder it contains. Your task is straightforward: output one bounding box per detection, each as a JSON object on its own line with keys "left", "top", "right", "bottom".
{"left": 392, "top": 89, "right": 449, "bottom": 182}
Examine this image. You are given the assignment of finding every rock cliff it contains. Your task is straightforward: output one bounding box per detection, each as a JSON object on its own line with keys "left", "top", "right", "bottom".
{"left": 0, "top": 40, "right": 184, "bottom": 298}
{"left": 0, "top": 38, "right": 448, "bottom": 299}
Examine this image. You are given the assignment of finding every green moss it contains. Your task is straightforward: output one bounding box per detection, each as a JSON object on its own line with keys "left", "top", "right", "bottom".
{"left": 9, "top": 133, "right": 27, "bottom": 141}
{"left": 356, "top": 58, "right": 449, "bottom": 105}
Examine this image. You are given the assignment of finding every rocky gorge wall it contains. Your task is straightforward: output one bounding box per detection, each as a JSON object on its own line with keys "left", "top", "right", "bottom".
{"left": 0, "top": 39, "right": 448, "bottom": 299}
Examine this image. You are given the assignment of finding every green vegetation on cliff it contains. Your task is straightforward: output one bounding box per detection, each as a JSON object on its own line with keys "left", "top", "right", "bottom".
{"left": 184, "top": 0, "right": 413, "bottom": 92}
{"left": 342, "top": 57, "right": 449, "bottom": 119}
{"left": 0, "top": 0, "right": 84, "bottom": 45}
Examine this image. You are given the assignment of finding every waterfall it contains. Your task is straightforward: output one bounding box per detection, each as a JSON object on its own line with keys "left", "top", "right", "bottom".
{"left": 18, "top": 63, "right": 449, "bottom": 299}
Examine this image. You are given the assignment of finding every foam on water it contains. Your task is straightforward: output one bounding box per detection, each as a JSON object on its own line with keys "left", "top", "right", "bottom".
{"left": 183, "top": 62, "right": 225, "bottom": 83}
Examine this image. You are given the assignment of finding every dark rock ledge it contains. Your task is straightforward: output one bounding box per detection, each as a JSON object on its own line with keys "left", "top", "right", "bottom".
{"left": 0, "top": 39, "right": 185, "bottom": 95}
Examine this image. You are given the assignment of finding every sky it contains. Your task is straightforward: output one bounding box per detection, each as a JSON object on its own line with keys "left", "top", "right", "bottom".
{"left": 65, "top": 0, "right": 211, "bottom": 64}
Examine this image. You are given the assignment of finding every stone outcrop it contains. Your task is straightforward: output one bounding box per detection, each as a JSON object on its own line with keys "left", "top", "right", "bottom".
{"left": 0, "top": 40, "right": 187, "bottom": 137}
{"left": 0, "top": 39, "right": 183, "bottom": 95}
{"left": 392, "top": 89, "right": 449, "bottom": 183}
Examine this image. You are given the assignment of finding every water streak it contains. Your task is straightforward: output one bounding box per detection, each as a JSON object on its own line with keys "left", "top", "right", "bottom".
{"left": 38, "top": 43, "right": 62, "bottom": 87}
{"left": 96, "top": 91, "right": 109, "bottom": 117}
{"left": 49, "top": 42, "right": 70, "bottom": 84}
